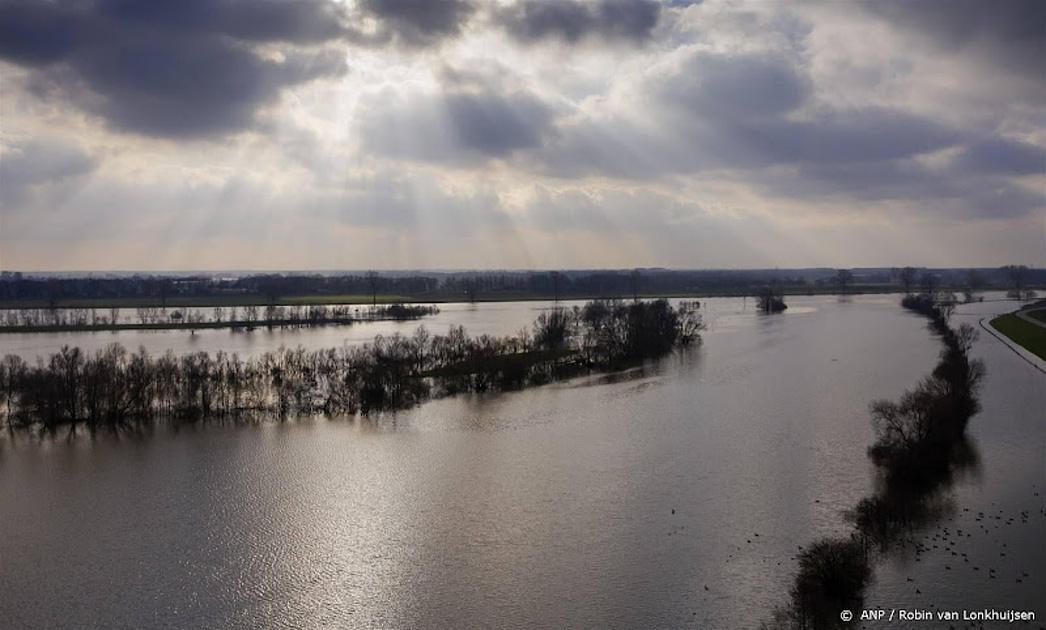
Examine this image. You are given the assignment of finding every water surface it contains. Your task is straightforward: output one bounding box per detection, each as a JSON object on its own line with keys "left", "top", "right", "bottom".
{"left": 1, "top": 295, "right": 1042, "bottom": 629}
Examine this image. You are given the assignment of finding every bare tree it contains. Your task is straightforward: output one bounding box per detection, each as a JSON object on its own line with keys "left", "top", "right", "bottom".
{"left": 835, "top": 269, "right": 854, "bottom": 294}
{"left": 463, "top": 277, "right": 477, "bottom": 303}
{"left": 919, "top": 272, "right": 940, "bottom": 296}
{"left": 366, "top": 271, "right": 380, "bottom": 306}
{"left": 1001, "top": 264, "right": 1029, "bottom": 299}
{"left": 1, "top": 299, "right": 707, "bottom": 427}
{"left": 899, "top": 267, "right": 917, "bottom": 295}
{"left": 963, "top": 270, "right": 984, "bottom": 303}
{"left": 756, "top": 285, "right": 787, "bottom": 313}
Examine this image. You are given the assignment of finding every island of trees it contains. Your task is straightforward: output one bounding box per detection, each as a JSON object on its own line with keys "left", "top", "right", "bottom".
{"left": 0, "top": 299, "right": 703, "bottom": 430}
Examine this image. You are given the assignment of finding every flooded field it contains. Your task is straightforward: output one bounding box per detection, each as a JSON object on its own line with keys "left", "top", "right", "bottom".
{"left": 1, "top": 295, "right": 1042, "bottom": 629}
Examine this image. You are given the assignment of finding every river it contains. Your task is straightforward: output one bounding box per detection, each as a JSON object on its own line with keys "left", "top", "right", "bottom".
{"left": 1, "top": 294, "right": 1042, "bottom": 629}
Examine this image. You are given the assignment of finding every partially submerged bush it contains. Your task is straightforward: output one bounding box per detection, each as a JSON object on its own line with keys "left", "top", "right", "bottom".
{"left": 788, "top": 538, "right": 871, "bottom": 630}
{"left": 768, "top": 292, "right": 986, "bottom": 628}
{"left": 756, "top": 286, "right": 787, "bottom": 313}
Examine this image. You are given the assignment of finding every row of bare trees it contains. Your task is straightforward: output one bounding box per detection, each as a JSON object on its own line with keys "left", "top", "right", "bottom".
{"left": 1, "top": 299, "right": 702, "bottom": 429}
{"left": 1, "top": 303, "right": 439, "bottom": 331}
{"left": 766, "top": 293, "right": 986, "bottom": 630}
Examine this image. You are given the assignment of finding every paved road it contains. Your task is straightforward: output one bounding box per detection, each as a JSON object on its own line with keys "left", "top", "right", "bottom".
{"left": 1015, "top": 307, "right": 1046, "bottom": 329}
{"left": 981, "top": 316, "right": 1046, "bottom": 375}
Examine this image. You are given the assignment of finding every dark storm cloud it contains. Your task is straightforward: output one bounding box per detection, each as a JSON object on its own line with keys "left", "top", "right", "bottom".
{"left": 0, "top": 2, "right": 82, "bottom": 64}
{"left": 859, "top": 0, "right": 1046, "bottom": 80}
{"left": 497, "top": 0, "right": 661, "bottom": 44}
{"left": 356, "top": 0, "right": 477, "bottom": 47}
{"left": 0, "top": 0, "right": 348, "bottom": 138}
{"left": 97, "top": 0, "right": 349, "bottom": 43}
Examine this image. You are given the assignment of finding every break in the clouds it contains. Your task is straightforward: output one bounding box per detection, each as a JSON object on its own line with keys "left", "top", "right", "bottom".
{"left": 0, "top": 0, "right": 1043, "bottom": 271}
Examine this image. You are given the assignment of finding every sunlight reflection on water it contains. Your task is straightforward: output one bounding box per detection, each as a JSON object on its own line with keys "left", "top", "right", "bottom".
{"left": 0, "top": 294, "right": 1042, "bottom": 629}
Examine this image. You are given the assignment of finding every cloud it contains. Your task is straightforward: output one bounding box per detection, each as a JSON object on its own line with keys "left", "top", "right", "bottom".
{"left": 754, "top": 159, "right": 1043, "bottom": 219}
{"left": 656, "top": 52, "right": 811, "bottom": 121}
{"left": 496, "top": 0, "right": 661, "bottom": 44}
{"left": 97, "top": 0, "right": 349, "bottom": 43}
{"left": 358, "top": 70, "right": 557, "bottom": 163}
{"left": 538, "top": 51, "right": 962, "bottom": 176}
{"left": 356, "top": 0, "right": 477, "bottom": 47}
{"left": 950, "top": 137, "right": 1046, "bottom": 176}
{"left": 0, "top": 0, "right": 348, "bottom": 138}
{"left": 0, "top": 138, "right": 99, "bottom": 208}
{"left": 652, "top": 52, "right": 963, "bottom": 167}
{"left": 2, "top": 0, "right": 1044, "bottom": 269}
{"left": 858, "top": 0, "right": 1046, "bottom": 81}
{"left": 527, "top": 45, "right": 1045, "bottom": 221}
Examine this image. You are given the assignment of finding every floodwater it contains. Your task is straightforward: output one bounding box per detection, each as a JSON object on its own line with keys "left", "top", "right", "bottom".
{"left": 0, "top": 295, "right": 1042, "bottom": 629}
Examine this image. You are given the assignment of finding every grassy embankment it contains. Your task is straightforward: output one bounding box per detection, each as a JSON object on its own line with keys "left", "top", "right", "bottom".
{"left": 990, "top": 312, "right": 1046, "bottom": 360}
{"left": 0, "top": 284, "right": 907, "bottom": 310}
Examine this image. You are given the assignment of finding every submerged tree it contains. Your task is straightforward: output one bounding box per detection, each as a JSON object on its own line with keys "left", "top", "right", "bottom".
{"left": 756, "top": 285, "right": 787, "bottom": 313}
{"left": 1001, "top": 264, "right": 1033, "bottom": 299}
{"left": 768, "top": 290, "right": 986, "bottom": 629}
{"left": 1, "top": 299, "right": 704, "bottom": 428}
{"left": 532, "top": 308, "right": 572, "bottom": 350}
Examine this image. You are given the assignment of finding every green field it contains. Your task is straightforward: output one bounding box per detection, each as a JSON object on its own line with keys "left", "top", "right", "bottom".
{"left": 1028, "top": 309, "right": 1046, "bottom": 324}
{"left": 990, "top": 312, "right": 1046, "bottom": 360}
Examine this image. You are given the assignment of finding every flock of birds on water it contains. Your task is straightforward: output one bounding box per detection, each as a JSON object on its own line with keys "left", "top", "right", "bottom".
{"left": 893, "top": 491, "right": 1042, "bottom": 630}
{"left": 669, "top": 484, "right": 1044, "bottom": 628}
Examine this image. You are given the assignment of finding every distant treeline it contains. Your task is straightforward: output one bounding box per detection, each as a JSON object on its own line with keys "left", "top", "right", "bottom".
{"left": 0, "top": 299, "right": 702, "bottom": 429}
{"left": 1, "top": 265, "right": 1040, "bottom": 306}
{"left": 765, "top": 292, "right": 985, "bottom": 629}
{"left": 0, "top": 303, "right": 438, "bottom": 333}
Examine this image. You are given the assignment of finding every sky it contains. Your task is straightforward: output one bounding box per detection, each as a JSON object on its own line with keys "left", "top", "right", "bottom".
{"left": 0, "top": 0, "right": 1043, "bottom": 272}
